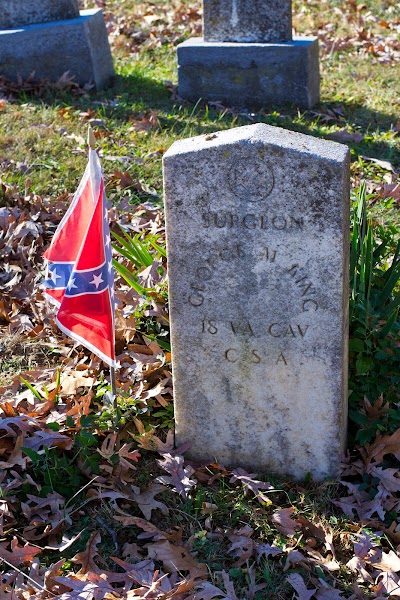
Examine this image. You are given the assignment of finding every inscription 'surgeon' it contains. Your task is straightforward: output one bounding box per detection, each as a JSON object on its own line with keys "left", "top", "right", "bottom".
{"left": 202, "top": 212, "right": 304, "bottom": 230}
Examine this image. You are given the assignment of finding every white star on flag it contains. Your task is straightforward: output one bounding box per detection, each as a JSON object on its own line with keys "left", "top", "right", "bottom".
{"left": 105, "top": 234, "right": 111, "bottom": 249}
{"left": 67, "top": 277, "right": 77, "bottom": 291}
{"left": 49, "top": 268, "right": 62, "bottom": 285}
{"left": 90, "top": 273, "right": 104, "bottom": 289}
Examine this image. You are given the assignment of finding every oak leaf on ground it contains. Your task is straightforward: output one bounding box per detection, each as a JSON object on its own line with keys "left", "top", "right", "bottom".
{"left": 353, "top": 531, "right": 380, "bottom": 558}
{"left": 246, "top": 564, "right": 267, "bottom": 599}
{"left": 71, "top": 531, "right": 105, "bottom": 575}
{"left": 287, "top": 572, "right": 317, "bottom": 600}
{"left": 121, "top": 542, "right": 143, "bottom": 563}
{"left": 156, "top": 454, "right": 197, "bottom": 499}
{"left": 256, "top": 542, "right": 283, "bottom": 561}
{"left": 227, "top": 525, "right": 256, "bottom": 567}
{"left": 111, "top": 557, "right": 164, "bottom": 589}
{"left": 113, "top": 515, "right": 181, "bottom": 544}
{"left": 370, "top": 466, "right": 400, "bottom": 493}
{"left": 22, "top": 429, "right": 73, "bottom": 452}
{"left": 190, "top": 581, "right": 227, "bottom": 599}
{"left": 346, "top": 556, "right": 373, "bottom": 583}
{"left": 229, "top": 468, "right": 272, "bottom": 504}
{"left": 284, "top": 549, "right": 308, "bottom": 571}
{"left": 0, "top": 537, "right": 41, "bottom": 566}
{"left": 146, "top": 539, "right": 207, "bottom": 580}
{"left": 54, "top": 573, "right": 120, "bottom": 599}
{"left": 221, "top": 571, "right": 239, "bottom": 600}
{"left": 361, "top": 428, "right": 400, "bottom": 465}
{"left": 271, "top": 507, "right": 301, "bottom": 537}
{"left": 375, "top": 571, "right": 400, "bottom": 597}
{"left": 366, "top": 548, "right": 400, "bottom": 572}
{"left": 133, "top": 482, "right": 169, "bottom": 520}
{"left": 306, "top": 548, "right": 340, "bottom": 572}
{"left": 0, "top": 416, "right": 38, "bottom": 438}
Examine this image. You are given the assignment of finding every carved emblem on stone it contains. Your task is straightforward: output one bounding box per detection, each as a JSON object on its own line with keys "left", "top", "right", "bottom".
{"left": 228, "top": 158, "right": 274, "bottom": 201}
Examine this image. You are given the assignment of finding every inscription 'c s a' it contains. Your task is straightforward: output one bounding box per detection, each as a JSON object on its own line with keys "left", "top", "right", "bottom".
{"left": 224, "top": 348, "right": 287, "bottom": 366}
{"left": 225, "top": 348, "right": 261, "bottom": 364}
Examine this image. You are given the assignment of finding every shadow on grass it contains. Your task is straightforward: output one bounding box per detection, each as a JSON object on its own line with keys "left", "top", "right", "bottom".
{"left": 157, "top": 97, "right": 400, "bottom": 167}
{"left": 4, "top": 70, "right": 399, "bottom": 166}
{"left": 111, "top": 72, "right": 172, "bottom": 105}
{"left": 110, "top": 73, "right": 399, "bottom": 165}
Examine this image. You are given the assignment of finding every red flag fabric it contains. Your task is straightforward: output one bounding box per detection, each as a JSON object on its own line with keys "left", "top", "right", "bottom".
{"left": 43, "top": 149, "right": 115, "bottom": 367}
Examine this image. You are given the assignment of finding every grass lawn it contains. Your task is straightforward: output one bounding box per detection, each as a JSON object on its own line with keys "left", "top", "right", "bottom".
{"left": 0, "top": 0, "right": 399, "bottom": 598}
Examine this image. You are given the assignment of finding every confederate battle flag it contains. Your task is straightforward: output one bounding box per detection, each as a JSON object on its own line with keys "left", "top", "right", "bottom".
{"left": 43, "top": 148, "right": 115, "bottom": 367}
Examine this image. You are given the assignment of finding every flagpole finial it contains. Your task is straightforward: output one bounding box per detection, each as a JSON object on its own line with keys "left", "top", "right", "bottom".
{"left": 88, "top": 125, "right": 96, "bottom": 150}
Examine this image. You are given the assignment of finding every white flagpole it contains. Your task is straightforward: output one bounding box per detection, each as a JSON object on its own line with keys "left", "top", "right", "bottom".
{"left": 87, "top": 125, "right": 117, "bottom": 410}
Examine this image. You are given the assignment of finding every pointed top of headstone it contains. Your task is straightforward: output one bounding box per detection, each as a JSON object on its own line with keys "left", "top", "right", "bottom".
{"left": 0, "top": 0, "right": 80, "bottom": 29}
{"left": 203, "top": 0, "right": 292, "bottom": 43}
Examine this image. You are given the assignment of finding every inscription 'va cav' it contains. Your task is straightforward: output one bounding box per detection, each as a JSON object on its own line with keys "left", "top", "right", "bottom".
{"left": 202, "top": 319, "right": 309, "bottom": 338}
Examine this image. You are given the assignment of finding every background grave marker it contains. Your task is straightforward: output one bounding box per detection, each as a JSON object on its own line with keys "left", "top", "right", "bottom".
{"left": 0, "top": 0, "right": 80, "bottom": 28}
{"left": 0, "top": 0, "right": 114, "bottom": 89}
{"left": 177, "top": 0, "right": 320, "bottom": 108}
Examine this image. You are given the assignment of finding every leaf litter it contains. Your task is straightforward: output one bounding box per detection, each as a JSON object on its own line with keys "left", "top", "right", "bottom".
{"left": 0, "top": 0, "right": 399, "bottom": 597}
{"left": 1, "top": 176, "right": 400, "bottom": 599}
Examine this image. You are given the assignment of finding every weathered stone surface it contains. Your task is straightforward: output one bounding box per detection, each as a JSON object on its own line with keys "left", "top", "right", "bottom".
{"left": 203, "top": 0, "right": 292, "bottom": 43}
{"left": 0, "top": 0, "right": 79, "bottom": 29}
{"left": 0, "top": 9, "right": 114, "bottom": 89}
{"left": 177, "top": 37, "right": 319, "bottom": 109}
{"left": 163, "top": 123, "right": 349, "bottom": 480}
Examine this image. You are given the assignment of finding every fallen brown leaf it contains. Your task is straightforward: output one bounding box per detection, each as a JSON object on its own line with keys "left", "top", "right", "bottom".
{"left": 367, "top": 548, "right": 400, "bottom": 572}
{"left": 146, "top": 539, "right": 207, "bottom": 580}
{"left": 156, "top": 453, "right": 197, "bottom": 499}
{"left": 229, "top": 467, "right": 273, "bottom": 504}
{"left": 133, "top": 482, "right": 169, "bottom": 520}
{"left": 271, "top": 507, "right": 301, "bottom": 537}
{"left": 227, "top": 525, "right": 256, "bottom": 567}
{"left": 287, "top": 572, "right": 317, "bottom": 600}
{"left": 362, "top": 429, "right": 400, "bottom": 464}
{"left": 327, "top": 128, "right": 364, "bottom": 143}
{"left": 0, "top": 537, "right": 41, "bottom": 566}
{"left": 71, "top": 531, "right": 105, "bottom": 575}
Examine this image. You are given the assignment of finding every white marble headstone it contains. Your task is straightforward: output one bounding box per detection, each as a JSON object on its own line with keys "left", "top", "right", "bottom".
{"left": 163, "top": 123, "right": 350, "bottom": 480}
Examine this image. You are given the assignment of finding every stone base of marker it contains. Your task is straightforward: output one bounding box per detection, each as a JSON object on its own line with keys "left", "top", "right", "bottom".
{"left": 0, "top": 9, "right": 114, "bottom": 89}
{"left": 177, "top": 37, "right": 319, "bottom": 109}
